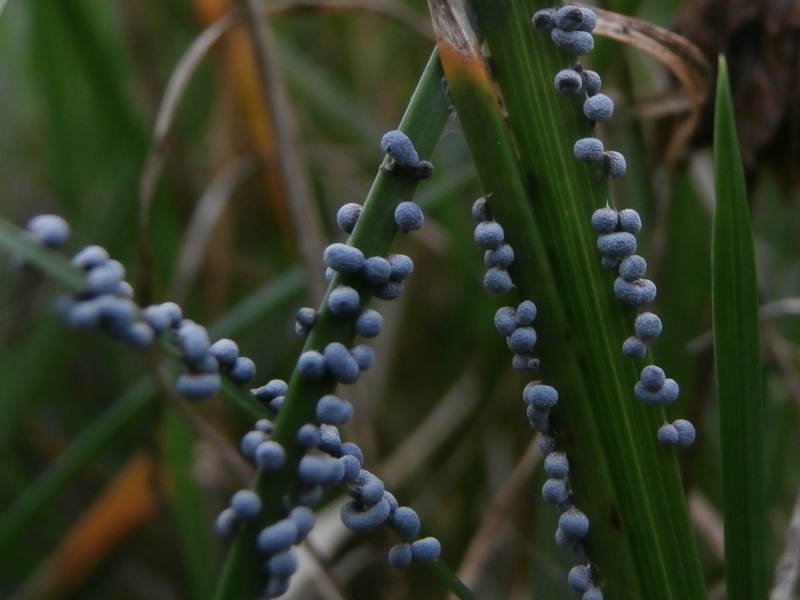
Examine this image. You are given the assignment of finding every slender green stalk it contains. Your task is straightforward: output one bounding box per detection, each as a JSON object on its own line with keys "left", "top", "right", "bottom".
{"left": 712, "top": 55, "right": 767, "bottom": 600}
{"left": 430, "top": 0, "right": 706, "bottom": 596}
{"left": 164, "top": 409, "right": 216, "bottom": 600}
{"left": 212, "top": 48, "right": 461, "bottom": 600}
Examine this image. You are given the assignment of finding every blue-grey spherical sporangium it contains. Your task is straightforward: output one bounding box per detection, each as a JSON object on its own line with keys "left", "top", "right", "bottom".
{"left": 474, "top": 221, "right": 505, "bottom": 250}
{"left": 673, "top": 419, "right": 696, "bottom": 447}
{"left": 472, "top": 196, "right": 491, "bottom": 222}
{"left": 523, "top": 382, "right": 558, "bottom": 410}
{"left": 551, "top": 28, "right": 595, "bottom": 56}
{"left": 315, "top": 394, "right": 354, "bottom": 425}
{"left": 230, "top": 489, "right": 261, "bottom": 519}
{"left": 507, "top": 326, "right": 537, "bottom": 353}
{"left": 255, "top": 440, "right": 287, "bottom": 471}
{"left": 355, "top": 309, "right": 383, "bottom": 338}
{"left": 614, "top": 277, "right": 657, "bottom": 306}
{"left": 604, "top": 151, "right": 627, "bottom": 178}
{"left": 574, "top": 138, "right": 604, "bottom": 163}
{"left": 296, "top": 424, "right": 320, "bottom": 448}
{"left": 340, "top": 499, "right": 391, "bottom": 533}
{"left": 597, "top": 231, "right": 637, "bottom": 258}
{"left": 486, "top": 243, "right": 515, "bottom": 268}
{"left": 350, "top": 344, "right": 374, "bottom": 371}
{"left": 554, "top": 68, "right": 583, "bottom": 95}
{"left": 175, "top": 373, "right": 220, "bottom": 401}
{"left": 583, "top": 93, "right": 614, "bottom": 122}
{"left": 568, "top": 565, "right": 593, "bottom": 593}
{"left": 634, "top": 311, "right": 662, "bottom": 340}
{"left": 323, "top": 342, "right": 360, "bottom": 384}
{"left": 558, "top": 507, "right": 589, "bottom": 538}
{"left": 388, "top": 543, "right": 412, "bottom": 567}
{"left": 380, "top": 130, "right": 420, "bottom": 168}
{"left": 241, "top": 430, "right": 269, "bottom": 458}
{"left": 410, "top": 537, "right": 441, "bottom": 562}
{"left": 619, "top": 255, "right": 647, "bottom": 282}
{"left": 515, "top": 300, "right": 537, "bottom": 325}
{"left": 323, "top": 243, "right": 365, "bottom": 274}
{"left": 577, "top": 8, "right": 597, "bottom": 32}
{"left": 617, "top": 208, "right": 642, "bottom": 234}
{"left": 327, "top": 286, "right": 360, "bottom": 317}
{"left": 394, "top": 201, "right": 424, "bottom": 232}
{"left": 228, "top": 356, "right": 256, "bottom": 385}
{"left": 554, "top": 6, "right": 584, "bottom": 30}
{"left": 532, "top": 8, "right": 555, "bottom": 31}
{"left": 512, "top": 354, "right": 540, "bottom": 373}
{"left": 542, "top": 478, "right": 570, "bottom": 504}
{"left": 362, "top": 256, "right": 392, "bottom": 284}
{"left": 494, "top": 306, "right": 517, "bottom": 336}
{"left": 27, "top": 214, "right": 71, "bottom": 248}
{"left": 657, "top": 423, "right": 679, "bottom": 446}
{"left": 484, "top": 267, "right": 513, "bottom": 294}
{"left": 72, "top": 245, "right": 109, "bottom": 271}
{"left": 544, "top": 451, "right": 569, "bottom": 478}
{"left": 391, "top": 506, "right": 421, "bottom": 538}
{"left": 639, "top": 365, "right": 666, "bottom": 392}
{"left": 257, "top": 519, "right": 298, "bottom": 555}
{"left": 582, "top": 70, "right": 602, "bottom": 96}
{"left": 336, "top": 202, "right": 363, "bottom": 234}
{"left": 387, "top": 254, "right": 414, "bottom": 280}
{"left": 590, "top": 207, "right": 618, "bottom": 234}
{"left": 622, "top": 336, "right": 647, "bottom": 359}
{"left": 209, "top": 338, "right": 239, "bottom": 367}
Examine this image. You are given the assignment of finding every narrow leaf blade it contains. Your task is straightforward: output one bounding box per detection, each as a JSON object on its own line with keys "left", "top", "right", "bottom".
{"left": 712, "top": 55, "right": 767, "bottom": 600}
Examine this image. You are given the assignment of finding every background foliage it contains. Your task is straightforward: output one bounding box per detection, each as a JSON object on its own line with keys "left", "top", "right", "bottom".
{"left": 0, "top": 0, "right": 798, "bottom": 599}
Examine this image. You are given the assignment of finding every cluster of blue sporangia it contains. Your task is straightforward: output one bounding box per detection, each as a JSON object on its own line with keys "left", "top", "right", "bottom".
{"left": 217, "top": 399, "right": 440, "bottom": 597}
{"left": 533, "top": 6, "right": 626, "bottom": 180}
{"left": 213, "top": 131, "right": 441, "bottom": 598}
{"left": 23, "top": 215, "right": 258, "bottom": 403}
{"left": 533, "top": 5, "right": 694, "bottom": 449}
{"left": 472, "top": 196, "right": 516, "bottom": 295}
{"left": 467, "top": 195, "right": 602, "bottom": 597}
{"left": 590, "top": 206, "right": 695, "bottom": 448}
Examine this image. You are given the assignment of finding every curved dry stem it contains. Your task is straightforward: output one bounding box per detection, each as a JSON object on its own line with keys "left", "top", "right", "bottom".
{"left": 770, "top": 488, "right": 800, "bottom": 600}
{"left": 234, "top": 0, "right": 328, "bottom": 303}
{"left": 169, "top": 157, "right": 254, "bottom": 304}
{"left": 137, "top": 0, "right": 431, "bottom": 306}
{"left": 579, "top": 3, "right": 711, "bottom": 165}
{"left": 137, "top": 15, "right": 234, "bottom": 304}
{"left": 448, "top": 438, "right": 542, "bottom": 597}
{"left": 688, "top": 490, "right": 725, "bottom": 562}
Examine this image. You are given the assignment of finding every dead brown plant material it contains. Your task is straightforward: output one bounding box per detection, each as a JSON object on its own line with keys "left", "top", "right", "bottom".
{"left": 576, "top": 3, "right": 712, "bottom": 166}
{"left": 673, "top": 0, "right": 800, "bottom": 191}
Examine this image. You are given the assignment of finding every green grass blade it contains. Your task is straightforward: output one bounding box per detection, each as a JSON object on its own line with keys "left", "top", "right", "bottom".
{"left": 0, "top": 380, "right": 155, "bottom": 553}
{"left": 444, "top": 0, "right": 706, "bottom": 596}
{"left": 712, "top": 55, "right": 767, "bottom": 600}
{"left": 212, "top": 47, "right": 456, "bottom": 600}
{"left": 164, "top": 409, "right": 216, "bottom": 600}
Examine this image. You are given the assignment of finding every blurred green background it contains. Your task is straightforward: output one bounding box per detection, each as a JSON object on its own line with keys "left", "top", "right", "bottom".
{"left": 0, "top": 0, "right": 798, "bottom": 598}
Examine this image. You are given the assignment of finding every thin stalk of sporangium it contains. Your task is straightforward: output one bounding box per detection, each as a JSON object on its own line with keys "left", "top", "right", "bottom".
{"left": 212, "top": 49, "right": 454, "bottom": 600}
{"left": 459, "top": 1, "right": 705, "bottom": 598}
